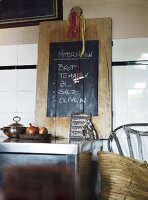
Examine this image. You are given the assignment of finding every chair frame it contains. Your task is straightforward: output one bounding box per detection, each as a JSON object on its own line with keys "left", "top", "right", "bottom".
{"left": 108, "top": 123, "right": 148, "bottom": 161}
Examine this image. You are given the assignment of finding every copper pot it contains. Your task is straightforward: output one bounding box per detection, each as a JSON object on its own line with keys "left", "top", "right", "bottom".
{"left": 0, "top": 116, "right": 27, "bottom": 138}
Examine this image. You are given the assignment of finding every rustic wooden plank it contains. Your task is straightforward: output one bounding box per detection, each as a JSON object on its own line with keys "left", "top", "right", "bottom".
{"left": 35, "top": 18, "right": 112, "bottom": 138}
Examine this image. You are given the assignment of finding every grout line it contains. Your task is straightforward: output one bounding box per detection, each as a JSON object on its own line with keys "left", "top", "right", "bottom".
{"left": 0, "top": 65, "right": 36, "bottom": 70}
{"left": 112, "top": 60, "right": 148, "bottom": 66}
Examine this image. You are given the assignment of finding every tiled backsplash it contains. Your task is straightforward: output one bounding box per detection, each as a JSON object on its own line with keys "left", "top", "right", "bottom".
{"left": 0, "top": 38, "right": 148, "bottom": 137}
{"left": 112, "top": 37, "right": 148, "bottom": 129}
{"left": 0, "top": 44, "right": 37, "bottom": 128}
{"left": 0, "top": 44, "right": 38, "bottom": 66}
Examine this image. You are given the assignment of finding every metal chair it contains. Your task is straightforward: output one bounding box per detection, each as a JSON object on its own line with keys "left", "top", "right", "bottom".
{"left": 108, "top": 123, "right": 148, "bottom": 161}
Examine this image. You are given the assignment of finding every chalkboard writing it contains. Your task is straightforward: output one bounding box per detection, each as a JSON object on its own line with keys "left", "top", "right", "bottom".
{"left": 47, "top": 40, "right": 99, "bottom": 117}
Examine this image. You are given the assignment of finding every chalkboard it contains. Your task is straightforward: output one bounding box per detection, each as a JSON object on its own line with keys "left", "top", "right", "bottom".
{"left": 0, "top": 0, "right": 62, "bottom": 26}
{"left": 47, "top": 40, "right": 99, "bottom": 117}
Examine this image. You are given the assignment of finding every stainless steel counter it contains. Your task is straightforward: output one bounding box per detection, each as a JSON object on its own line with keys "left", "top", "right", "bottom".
{"left": 0, "top": 137, "right": 103, "bottom": 155}
{"left": 0, "top": 137, "right": 102, "bottom": 200}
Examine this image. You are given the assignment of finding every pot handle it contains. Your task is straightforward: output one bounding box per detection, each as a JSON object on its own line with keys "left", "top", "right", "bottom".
{"left": 13, "top": 116, "right": 21, "bottom": 123}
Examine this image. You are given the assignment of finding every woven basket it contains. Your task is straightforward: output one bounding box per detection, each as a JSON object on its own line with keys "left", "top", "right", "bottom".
{"left": 98, "top": 151, "right": 148, "bottom": 200}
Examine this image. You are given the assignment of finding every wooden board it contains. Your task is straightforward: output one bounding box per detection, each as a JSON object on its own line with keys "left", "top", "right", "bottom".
{"left": 35, "top": 18, "right": 112, "bottom": 139}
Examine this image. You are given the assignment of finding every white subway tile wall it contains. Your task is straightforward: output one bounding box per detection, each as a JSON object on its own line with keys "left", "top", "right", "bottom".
{"left": 113, "top": 90, "right": 128, "bottom": 113}
{"left": 16, "top": 91, "right": 36, "bottom": 113}
{"left": 0, "top": 92, "right": 17, "bottom": 113}
{"left": 112, "top": 66, "right": 127, "bottom": 90}
{"left": 112, "top": 39, "right": 127, "bottom": 61}
{"left": 0, "top": 44, "right": 37, "bottom": 135}
{"left": 112, "top": 38, "right": 148, "bottom": 129}
{"left": 17, "top": 44, "right": 38, "bottom": 65}
{"left": 0, "top": 70, "right": 17, "bottom": 91}
{"left": 126, "top": 38, "right": 148, "bottom": 61}
{"left": 127, "top": 65, "right": 148, "bottom": 89}
{"left": 0, "top": 45, "right": 18, "bottom": 66}
{"left": 17, "top": 69, "right": 37, "bottom": 91}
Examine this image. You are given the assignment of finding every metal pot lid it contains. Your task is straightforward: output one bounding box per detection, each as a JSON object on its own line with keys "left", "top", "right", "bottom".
{"left": 8, "top": 116, "right": 25, "bottom": 127}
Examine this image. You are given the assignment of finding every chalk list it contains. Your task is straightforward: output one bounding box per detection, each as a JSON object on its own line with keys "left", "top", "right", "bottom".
{"left": 47, "top": 40, "right": 99, "bottom": 117}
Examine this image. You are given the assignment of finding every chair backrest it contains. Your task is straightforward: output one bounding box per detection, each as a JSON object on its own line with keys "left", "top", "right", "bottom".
{"left": 108, "top": 123, "right": 148, "bottom": 161}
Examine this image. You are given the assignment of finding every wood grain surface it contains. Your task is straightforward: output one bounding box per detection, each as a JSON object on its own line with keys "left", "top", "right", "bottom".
{"left": 35, "top": 18, "right": 112, "bottom": 139}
